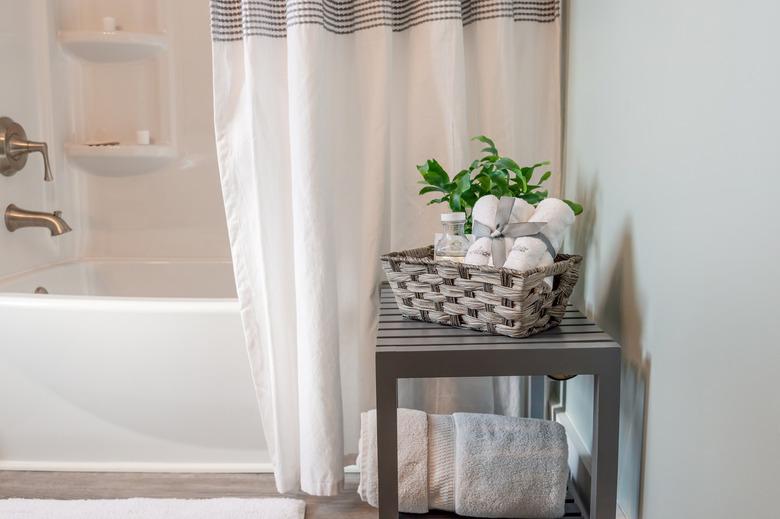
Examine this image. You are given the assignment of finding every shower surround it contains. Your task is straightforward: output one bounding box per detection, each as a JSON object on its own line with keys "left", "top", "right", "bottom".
{"left": 0, "top": 0, "right": 266, "bottom": 470}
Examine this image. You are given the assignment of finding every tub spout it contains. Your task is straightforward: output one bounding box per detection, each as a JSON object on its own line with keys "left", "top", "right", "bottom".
{"left": 4, "top": 204, "right": 72, "bottom": 236}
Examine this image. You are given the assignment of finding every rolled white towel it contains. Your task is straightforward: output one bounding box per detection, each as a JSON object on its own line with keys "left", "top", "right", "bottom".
{"left": 464, "top": 236, "right": 493, "bottom": 266}
{"left": 465, "top": 196, "right": 535, "bottom": 266}
{"left": 509, "top": 197, "right": 536, "bottom": 224}
{"left": 503, "top": 198, "right": 574, "bottom": 285}
{"left": 471, "top": 194, "right": 500, "bottom": 231}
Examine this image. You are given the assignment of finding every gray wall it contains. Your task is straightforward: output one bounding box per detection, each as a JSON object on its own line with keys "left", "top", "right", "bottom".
{"left": 562, "top": 1, "right": 780, "bottom": 518}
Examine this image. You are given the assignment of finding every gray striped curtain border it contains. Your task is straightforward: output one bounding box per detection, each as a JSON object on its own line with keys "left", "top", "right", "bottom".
{"left": 211, "top": 0, "right": 560, "bottom": 41}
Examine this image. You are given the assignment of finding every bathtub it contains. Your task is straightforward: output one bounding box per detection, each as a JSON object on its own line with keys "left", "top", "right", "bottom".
{"left": 0, "top": 259, "right": 269, "bottom": 472}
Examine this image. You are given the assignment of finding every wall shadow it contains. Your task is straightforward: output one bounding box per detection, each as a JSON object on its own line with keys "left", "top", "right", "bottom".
{"left": 598, "top": 226, "right": 651, "bottom": 519}
{"left": 567, "top": 174, "right": 652, "bottom": 519}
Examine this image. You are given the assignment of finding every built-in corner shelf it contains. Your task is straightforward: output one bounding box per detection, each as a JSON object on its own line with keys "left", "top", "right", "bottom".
{"left": 58, "top": 31, "right": 167, "bottom": 62}
{"left": 65, "top": 143, "right": 176, "bottom": 174}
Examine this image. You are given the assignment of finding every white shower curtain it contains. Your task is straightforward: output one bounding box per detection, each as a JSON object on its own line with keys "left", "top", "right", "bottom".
{"left": 210, "top": 0, "right": 561, "bottom": 495}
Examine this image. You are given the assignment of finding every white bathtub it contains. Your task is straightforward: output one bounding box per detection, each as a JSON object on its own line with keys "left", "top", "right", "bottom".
{"left": 0, "top": 259, "right": 269, "bottom": 472}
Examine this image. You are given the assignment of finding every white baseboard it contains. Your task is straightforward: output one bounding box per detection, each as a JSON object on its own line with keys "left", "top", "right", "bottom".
{"left": 556, "top": 411, "right": 592, "bottom": 479}
{"left": 0, "top": 461, "right": 361, "bottom": 475}
{"left": 556, "top": 412, "right": 628, "bottom": 519}
{"left": 0, "top": 461, "right": 275, "bottom": 473}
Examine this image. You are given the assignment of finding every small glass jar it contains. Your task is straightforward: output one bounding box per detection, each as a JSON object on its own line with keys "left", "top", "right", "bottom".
{"left": 435, "top": 212, "right": 470, "bottom": 262}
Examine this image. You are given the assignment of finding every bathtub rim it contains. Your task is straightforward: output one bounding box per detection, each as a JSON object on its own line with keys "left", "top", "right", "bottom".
{"left": 0, "top": 293, "right": 240, "bottom": 313}
{"left": 0, "top": 256, "right": 240, "bottom": 308}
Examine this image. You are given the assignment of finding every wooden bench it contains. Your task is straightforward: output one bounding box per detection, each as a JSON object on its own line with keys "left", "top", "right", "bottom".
{"left": 376, "top": 285, "right": 621, "bottom": 518}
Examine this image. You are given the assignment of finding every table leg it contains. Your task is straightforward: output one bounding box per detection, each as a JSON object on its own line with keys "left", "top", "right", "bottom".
{"left": 590, "top": 359, "right": 620, "bottom": 519}
{"left": 376, "top": 367, "right": 398, "bottom": 519}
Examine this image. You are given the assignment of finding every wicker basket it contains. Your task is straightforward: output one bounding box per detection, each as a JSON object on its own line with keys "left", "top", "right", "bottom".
{"left": 381, "top": 245, "right": 582, "bottom": 338}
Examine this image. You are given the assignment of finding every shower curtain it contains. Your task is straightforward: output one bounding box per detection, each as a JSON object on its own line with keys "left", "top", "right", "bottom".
{"left": 210, "top": 0, "right": 561, "bottom": 495}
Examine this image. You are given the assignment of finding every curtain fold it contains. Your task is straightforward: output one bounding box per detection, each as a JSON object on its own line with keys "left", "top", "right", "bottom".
{"left": 210, "top": 0, "right": 561, "bottom": 495}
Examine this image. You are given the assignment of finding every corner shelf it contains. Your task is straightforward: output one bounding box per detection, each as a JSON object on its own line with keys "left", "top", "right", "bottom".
{"left": 65, "top": 143, "right": 176, "bottom": 174}
{"left": 58, "top": 31, "right": 167, "bottom": 62}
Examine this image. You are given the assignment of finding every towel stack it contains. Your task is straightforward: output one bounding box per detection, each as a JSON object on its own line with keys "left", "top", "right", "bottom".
{"left": 464, "top": 195, "right": 536, "bottom": 266}
{"left": 465, "top": 195, "right": 575, "bottom": 284}
{"left": 357, "top": 409, "right": 569, "bottom": 518}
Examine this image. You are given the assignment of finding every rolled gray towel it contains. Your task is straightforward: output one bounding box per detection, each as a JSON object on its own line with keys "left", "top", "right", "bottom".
{"left": 358, "top": 410, "right": 569, "bottom": 518}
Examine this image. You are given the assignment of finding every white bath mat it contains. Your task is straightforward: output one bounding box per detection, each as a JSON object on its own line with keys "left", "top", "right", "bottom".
{"left": 0, "top": 497, "right": 305, "bottom": 518}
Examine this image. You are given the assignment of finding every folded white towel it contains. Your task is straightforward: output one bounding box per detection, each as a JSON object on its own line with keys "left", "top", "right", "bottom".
{"left": 357, "top": 408, "right": 428, "bottom": 513}
{"left": 503, "top": 198, "right": 575, "bottom": 285}
{"left": 358, "top": 410, "right": 569, "bottom": 518}
{"left": 465, "top": 196, "right": 535, "bottom": 266}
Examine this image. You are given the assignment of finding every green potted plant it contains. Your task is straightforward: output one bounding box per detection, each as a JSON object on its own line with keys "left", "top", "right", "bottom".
{"left": 417, "top": 135, "right": 582, "bottom": 232}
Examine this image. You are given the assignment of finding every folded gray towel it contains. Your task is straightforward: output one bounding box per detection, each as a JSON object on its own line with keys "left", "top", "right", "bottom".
{"left": 358, "top": 410, "right": 569, "bottom": 518}
{"left": 453, "top": 413, "right": 569, "bottom": 518}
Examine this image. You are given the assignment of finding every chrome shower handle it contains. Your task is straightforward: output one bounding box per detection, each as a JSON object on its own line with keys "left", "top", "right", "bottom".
{"left": 0, "top": 116, "right": 54, "bottom": 182}
{"left": 9, "top": 138, "right": 52, "bottom": 181}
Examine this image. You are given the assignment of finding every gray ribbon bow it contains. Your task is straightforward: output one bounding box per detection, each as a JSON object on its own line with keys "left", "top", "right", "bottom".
{"left": 472, "top": 196, "right": 556, "bottom": 267}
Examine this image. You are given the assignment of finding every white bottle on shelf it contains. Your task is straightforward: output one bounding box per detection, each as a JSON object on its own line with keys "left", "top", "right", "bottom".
{"left": 102, "top": 17, "right": 117, "bottom": 32}
{"left": 136, "top": 130, "right": 151, "bottom": 145}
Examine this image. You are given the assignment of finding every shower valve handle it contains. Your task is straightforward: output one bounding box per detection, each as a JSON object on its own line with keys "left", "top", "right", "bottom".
{"left": 9, "top": 138, "right": 52, "bottom": 181}
{"left": 0, "top": 116, "right": 54, "bottom": 182}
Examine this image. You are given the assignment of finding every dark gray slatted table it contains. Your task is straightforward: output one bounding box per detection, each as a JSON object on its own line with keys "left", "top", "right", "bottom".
{"left": 376, "top": 286, "right": 620, "bottom": 519}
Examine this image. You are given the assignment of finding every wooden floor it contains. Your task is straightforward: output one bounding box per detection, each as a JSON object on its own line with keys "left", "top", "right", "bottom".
{"left": 0, "top": 471, "right": 584, "bottom": 518}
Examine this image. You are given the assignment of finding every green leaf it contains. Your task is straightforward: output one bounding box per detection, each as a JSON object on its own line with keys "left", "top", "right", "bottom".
{"left": 453, "top": 169, "right": 469, "bottom": 181}
{"left": 427, "top": 195, "right": 450, "bottom": 205}
{"left": 461, "top": 188, "right": 479, "bottom": 206}
{"left": 473, "top": 135, "right": 496, "bottom": 147}
{"left": 514, "top": 170, "right": 528, "bottom": 192}
{"left": 418, "top": 186, "right": 442, "bottom": 195}
{"left": 472, "top": 135, "right": 498, "bottom": 155}
{"left": 477, "top": 175, "right": 491, "bottom": 192}
{"left": 564, "top": 199, "right": 584, "bottom": 215}
{"left": 416, "top": 159, "right": 449, "bottom": 188}
{"left": 539, "top": 171, "right": 552, "bottom": 183}
{"left": 450, "top": 192, "right": 463, "bottom": 211}
{"left": 455, "top": 171, "right": 471, "bottom": 193}
{"left": 495, "top": 157, "right": 521, "bottom": 172}
{"left": 490, "top": 169, "right": 510, "bottom": 194}
{"left": 521, "top": 190, "right": 549, "bottom": 205}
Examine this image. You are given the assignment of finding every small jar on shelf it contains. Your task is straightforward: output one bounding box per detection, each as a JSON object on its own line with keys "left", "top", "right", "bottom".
{"left": 434, "top": 212, "right": 470, "bottom": 263}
